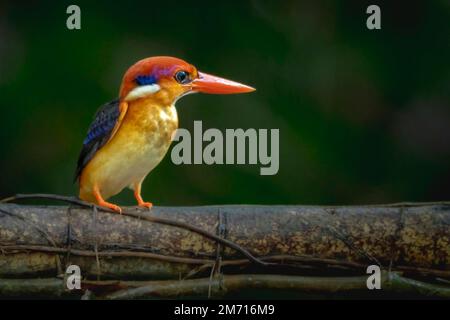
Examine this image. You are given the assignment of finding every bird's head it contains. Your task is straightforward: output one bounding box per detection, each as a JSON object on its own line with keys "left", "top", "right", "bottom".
{"left": 119, "top": 56, "right": 255, "bottom": 105}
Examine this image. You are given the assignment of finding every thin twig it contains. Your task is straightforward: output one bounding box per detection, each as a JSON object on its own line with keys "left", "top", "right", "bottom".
{"left": 0, "top": 244, "right": 215, "bottom": 265}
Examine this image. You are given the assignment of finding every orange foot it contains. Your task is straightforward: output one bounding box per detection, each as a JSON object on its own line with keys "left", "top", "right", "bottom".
{"left": 133, "top": 183, "right": 153, "bottom": 209}
{"left": 138, "top": 200, "right": 153, "bottom": 209}
{"left": 93, "top": 185, "right": 122, "bottom": 214}
{"left": 98, "top": 200, "right": 123, "bottom": 214}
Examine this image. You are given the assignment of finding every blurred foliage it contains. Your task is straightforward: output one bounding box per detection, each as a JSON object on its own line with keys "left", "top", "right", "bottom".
{"left": 0, "top": 0, "right": 449, "bottom": 205}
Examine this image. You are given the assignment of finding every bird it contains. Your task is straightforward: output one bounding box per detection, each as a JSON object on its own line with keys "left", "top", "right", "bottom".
{"left": 75, "top": 56, "right": 255, "bottom": 213}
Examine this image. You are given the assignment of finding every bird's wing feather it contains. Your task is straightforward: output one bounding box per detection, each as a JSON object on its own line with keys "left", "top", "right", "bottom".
{"left": 74, "top": 99, "right": 128, "bottom": 182}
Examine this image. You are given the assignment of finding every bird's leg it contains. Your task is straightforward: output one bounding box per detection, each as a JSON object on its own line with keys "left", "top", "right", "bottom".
{"left": 133, "top": 182, "right": 153, "bottom": 209}
{"left": 93, "top": 185, "right": 122, "bottom": 214}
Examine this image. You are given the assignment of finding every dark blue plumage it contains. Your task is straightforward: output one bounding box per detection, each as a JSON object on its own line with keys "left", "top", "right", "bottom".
{"left": 135, "top": 66, "right": 175, "bottom": 86}
{"left": 135, "top": 74, "right": 157, "bottom": 86}
{"left": 75, "top": 99, "right": 120, "bottom": 181}
{"left": 83, "top": 103, "right": 120, "bottom": 145}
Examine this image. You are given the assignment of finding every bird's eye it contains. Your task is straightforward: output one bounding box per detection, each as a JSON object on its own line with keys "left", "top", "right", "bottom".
{"left": 174, "top": 70, "right": 191, "bottom": 84}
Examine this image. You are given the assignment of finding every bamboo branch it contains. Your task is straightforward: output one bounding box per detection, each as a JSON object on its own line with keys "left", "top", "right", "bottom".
{"left": 0, "top": 195, "right": 449, "bottom": 298}
{"left": 1, "top": 273, "right": 449, "bottom": 299}
{"left": 2, "top": 244, "right": 450, "bottom": 279}
{"left": 1, "top": 194, "right": 268, "bottom": 266}
{"left": 105, "top": 273, "right": 450, "bottom": 299}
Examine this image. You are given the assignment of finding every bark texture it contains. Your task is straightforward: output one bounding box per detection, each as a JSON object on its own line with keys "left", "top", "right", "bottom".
{"left": 0, "top": 202, "right": 449, "bottom": 298}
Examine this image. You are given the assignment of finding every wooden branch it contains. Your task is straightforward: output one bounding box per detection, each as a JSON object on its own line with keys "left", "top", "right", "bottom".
{"left": 1, "top": 273, "right": 449, "bottom": 299}
{"left": 1, "top": 194, "right": 268, "bottom": 266}
{"left": 0, "top": 196, "right": 449, "bottom": 298}
{"left": 103, "top": 272, "right": 450, "bottom": 299}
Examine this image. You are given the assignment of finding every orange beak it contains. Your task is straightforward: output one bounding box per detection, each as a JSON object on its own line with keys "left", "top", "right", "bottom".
{"left": 191, "top": 72, "right": 255, "bottom": 94}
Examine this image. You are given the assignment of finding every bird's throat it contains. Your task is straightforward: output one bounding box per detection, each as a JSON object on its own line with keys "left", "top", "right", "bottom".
{"left": 125, "top": 98, "right": 178, "bottom": 148}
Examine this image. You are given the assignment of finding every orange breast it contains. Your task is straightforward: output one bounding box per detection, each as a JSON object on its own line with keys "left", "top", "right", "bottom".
{"left": 79, "top": 98, "right": 178, "bottom": 201}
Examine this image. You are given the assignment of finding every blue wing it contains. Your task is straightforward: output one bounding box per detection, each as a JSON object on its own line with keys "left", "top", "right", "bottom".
{"left": 74, "top": 99, "right": 121, "bottom": 182}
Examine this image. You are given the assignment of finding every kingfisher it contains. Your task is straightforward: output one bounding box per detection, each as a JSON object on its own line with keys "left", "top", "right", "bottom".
{"left": 75, "top": 56, "right": 255, "bottom": 213}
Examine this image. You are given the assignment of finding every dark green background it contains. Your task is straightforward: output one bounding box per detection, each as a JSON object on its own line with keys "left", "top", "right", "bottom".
{"left": 1, "top": 1, "right": 449, "bottom": 206}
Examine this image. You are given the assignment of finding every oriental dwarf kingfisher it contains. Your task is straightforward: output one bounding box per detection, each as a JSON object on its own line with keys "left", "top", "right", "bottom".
{"left": 75, "top": 56, "right": 255, "bottom": 213}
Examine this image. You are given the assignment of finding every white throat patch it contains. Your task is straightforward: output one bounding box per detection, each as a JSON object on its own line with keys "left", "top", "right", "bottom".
{"left": 125, "top": 84, "right": 161, "bottom": 101}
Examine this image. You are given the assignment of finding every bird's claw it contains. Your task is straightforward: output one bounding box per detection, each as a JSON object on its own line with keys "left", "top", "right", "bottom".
{"left": 98, "top": 201, "right": 123, "bottom": 214}
{"left": 138, "top": 201, "right": 153, "bottom": 210}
